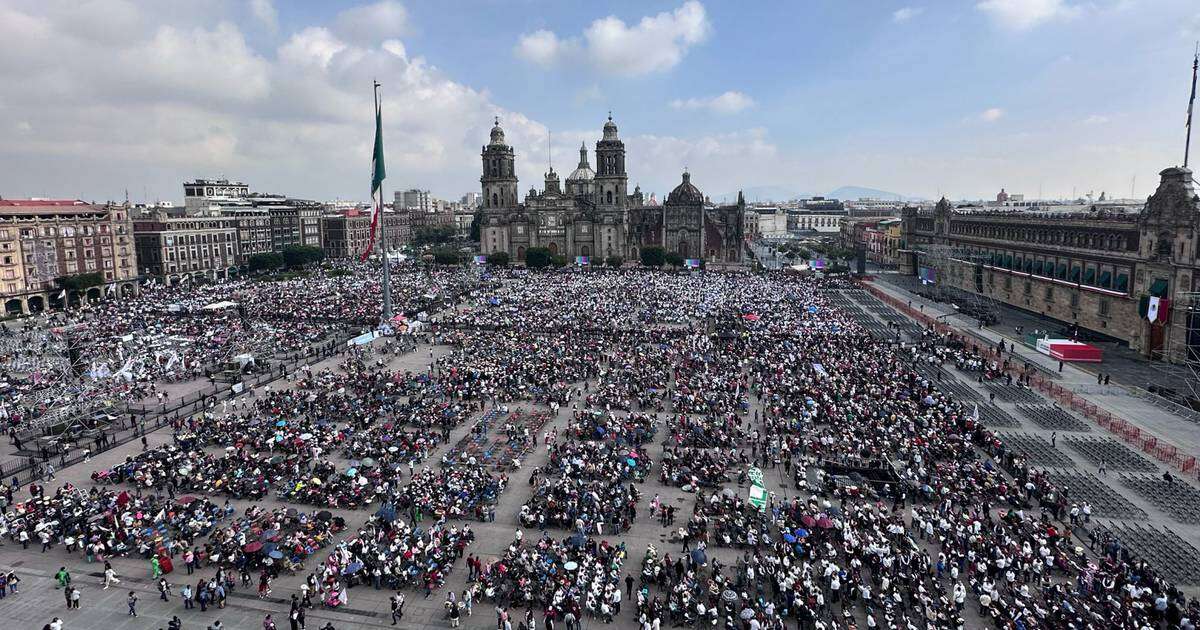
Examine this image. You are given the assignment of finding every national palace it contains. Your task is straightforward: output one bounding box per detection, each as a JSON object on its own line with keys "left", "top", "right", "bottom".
{"left": 900, "top": 166, "right": 1200, "bottom": 363}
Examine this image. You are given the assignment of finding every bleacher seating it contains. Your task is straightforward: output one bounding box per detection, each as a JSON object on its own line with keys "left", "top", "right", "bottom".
{"left": 996, "top": 432, "right": 1076, "bottom": 467}
{"left": 1062, "top": 436, "right": 1158, "bottom": 472}
{"left": 1092, "top": 521, "right": 1200, "bottom": 585}
{"left": 1119, "top": 474, "right": 1200, "bottom": 524}
{"left": 1016, "top": 404, "right": 1091, "bottom": 432}
{"left": 1042, "top": 469, "right": 1146, "bottom": 518}
{"left": 984, "top": 382, "right": 1043, "bottom": 404}
{"left": 975, "top": 403, "right": 1021, "bottom": 428}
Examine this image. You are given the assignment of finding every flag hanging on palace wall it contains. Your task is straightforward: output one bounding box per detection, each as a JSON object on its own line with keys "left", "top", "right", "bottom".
{"left": 360, "top": 94, "right": 387, "bottom": 262}
{"left": 1146, "top": 296, "right": 1170, "bottom": 324}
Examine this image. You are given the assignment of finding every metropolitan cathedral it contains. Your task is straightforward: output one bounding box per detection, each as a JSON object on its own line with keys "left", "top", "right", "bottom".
{"left": 479, "top": 115, "right": 746, "bottom": 264}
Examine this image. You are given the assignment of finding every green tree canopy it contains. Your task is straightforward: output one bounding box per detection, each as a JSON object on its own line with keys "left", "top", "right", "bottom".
{"left": 414, "top": 225, "right": 456, "bottom": 246}
{"left": 431, "top": 247, "right": 465, "bottom": 265}
{"left": 640, "top": 246, "right": 666, "bottom": 267}
{"left": 248, "top": 252, "right": 284, "bottom": 272}
{"left": 524, "top": 247, "right": 553, "bottom": 269}
{"left": 469, "top": 210, "right": 483, "bottom": 242}
{"left": 282, "top": 245, "right": 325, "bottom": 268}
{"left": 486, "top": 251, "right": 510, "bottom": 266}
{"left": 53, "top": 272, "right": 104, "bottom": 292}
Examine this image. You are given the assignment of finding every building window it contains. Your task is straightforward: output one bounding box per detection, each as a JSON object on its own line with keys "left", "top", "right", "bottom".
{"left": 1099, "top": 298, "right": 1110, "bottom": 317}
{"left": 1045, "top": 286, "right": 1054, "bottom": 301}
{"left": 1070, "top": 292, "right": 1080, "bottom": 308}
{"left": 1004, "top": 276, "right": 1012, "bottom": 290}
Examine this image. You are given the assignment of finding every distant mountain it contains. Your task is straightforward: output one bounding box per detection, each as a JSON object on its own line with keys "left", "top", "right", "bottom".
{"left": 827, "top": 186, "right": 915, "bottom": 201}
{"left": 711, "top": 184, "right": 917, "bottom": 204}
{"left": 711, "top": 185, "right": 810, "bottom": 204}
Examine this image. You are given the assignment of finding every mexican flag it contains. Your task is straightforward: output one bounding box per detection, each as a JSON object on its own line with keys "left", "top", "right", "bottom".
{"left": 1147, "top": 296, "right": 1169, "bottom": 324}
{"left": 360, "top": 93, "right": 387, "bottom": 262}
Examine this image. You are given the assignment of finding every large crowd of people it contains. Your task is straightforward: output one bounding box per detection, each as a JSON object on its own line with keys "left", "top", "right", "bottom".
{"left": 1, "top": 264, "right": 1197, "bottom": 630}
{"left": 0, "top": 261, "right": 474, "bottom": 435}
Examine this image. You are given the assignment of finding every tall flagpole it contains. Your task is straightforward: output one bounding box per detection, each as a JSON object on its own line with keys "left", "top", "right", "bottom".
{"left": 376, "top": 80, "right": 393, "bottom": 323}
{"left": 1186, "top": 45, "right": 1198, "bottom": 168}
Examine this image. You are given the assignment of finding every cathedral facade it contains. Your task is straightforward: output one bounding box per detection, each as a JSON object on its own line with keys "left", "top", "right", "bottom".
{"left": 479, "top": 116, "right": 746, "bottom": 264}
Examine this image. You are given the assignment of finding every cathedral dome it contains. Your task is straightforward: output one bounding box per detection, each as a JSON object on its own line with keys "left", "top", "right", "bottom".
{"left": 668, "top": 171, "right": 703, "bottom": 204}
{"left": 566, "top": 142, "right": 595, "bottom": 182}
{"left": 489, "top": 116, "right": 505, "bottom": 145}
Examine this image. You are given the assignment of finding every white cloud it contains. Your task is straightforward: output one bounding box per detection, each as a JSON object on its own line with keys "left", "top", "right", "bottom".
{"left": 980, "top": 107, "right": 1005, "bottom": 122}
{"left": 892, "top": 7, "right": 924, "bottom": 23}
{"left": 515, "top": 1, "right": 711, "bottom": 76}
{"left": 976, "top": 0, "right": 1081, "bottom": 30}
{"left": 0, "top": 1, "right": 546, "bottom": 202}
{"left": 515, "top": 30, "right": 579, "bottom": 67}
{"left": 574, "top": 84, "right": 603, "bottom": 106}
{"left": 670, "top": 91, "right": 755, "bottom": 114}
{"left": 1083, "top": 114, "right": 1109, "bottom": 125}
{"left": 249, "top": 0, "right": 277, "bottom": 33}
{"left": 333, "top": 1, "right": 408, "bottom": 42}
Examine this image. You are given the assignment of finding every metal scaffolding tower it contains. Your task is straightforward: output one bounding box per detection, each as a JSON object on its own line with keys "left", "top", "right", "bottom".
{"left": 912, "top": 244, "right": 1002, "bottom": 325}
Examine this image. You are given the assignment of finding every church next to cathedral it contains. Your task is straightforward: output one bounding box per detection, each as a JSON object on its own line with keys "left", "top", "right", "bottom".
{"left": 479, "top": 115, "right": 747, "bottom": 264}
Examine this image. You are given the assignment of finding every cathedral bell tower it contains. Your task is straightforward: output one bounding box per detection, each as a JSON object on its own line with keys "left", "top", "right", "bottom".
{"left": 594, "top": 114, "right": 628, "bottom": 209}
{"left": 481, "top": 117, "right": 518, "bottom": 210}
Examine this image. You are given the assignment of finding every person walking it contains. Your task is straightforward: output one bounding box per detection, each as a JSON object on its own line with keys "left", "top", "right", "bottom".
{"left": 182, "top": 582, "right": 194, "bottom": 609}
{"left": 54, "top": 567, "right": 70, "bottom": 590}
{"left": 127, "top": 591, "right": 138, "bottom": 617}
{"left": 69, "top": 585, "right": 80, "bottom": 609}
{"left": 103, "top": 564, "right": 120, "bottom": 589}
{"left": 391, "top": 592, "right": 404, "bottom": 625}
{"left": 159, "top": 577, "right": 171, "bottom": 601}
{"left": 151, "top": 556, "right": 163, "bottom": 579}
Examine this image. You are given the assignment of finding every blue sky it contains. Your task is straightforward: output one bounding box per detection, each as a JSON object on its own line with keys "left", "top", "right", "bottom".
{"left": 1, "top": 0, "right": 1198, "bottom": 203}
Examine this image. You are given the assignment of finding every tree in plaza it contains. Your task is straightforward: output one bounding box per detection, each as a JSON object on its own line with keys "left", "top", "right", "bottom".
{"left": 664, "top": 252, "right": 685, "bottom": 268}
{"left": 248, "top": 252, "right": 285, "bottom": 272}
{"left": 486, "top": 252, "right": 510, "bottom": 266}
{"left": 640, "top": 246, "right": 666, "bottom": 267}
{"left": 281, "top": 245, "right": 325, "bottom": 268}
{"left": 524, "top": 247, "right": 553, "bottom": 269}
{"left": 605, "top": 256, "right": 624, "bottom": 268}
{"left": 53, "top": 272, "right": 104, "bottom": 292}
{"left": 431, "top": 247, "right": 465, "bottom": 265}
{"left": 414, "top": 225, "right": 456, "bottom": 246}
{"left": 469, "top": 210, "right": 483, "bottom": 242}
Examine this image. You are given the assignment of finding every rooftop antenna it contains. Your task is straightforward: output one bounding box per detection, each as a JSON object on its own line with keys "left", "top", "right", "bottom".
{"left": 1185, "top": 42, "right": 1198, "bottom": 168}
{"left": 547, "top": 130, "right": 552, "bottom": 172}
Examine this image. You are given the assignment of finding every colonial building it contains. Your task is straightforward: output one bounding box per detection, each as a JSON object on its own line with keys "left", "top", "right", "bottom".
{"left": 321, "top": 209, "right": 410, "bottom": 259}
{"left": 132, "top": 210, "right": 240, "bottom": 282}
{"left": 256, "top": 196, "right": 323, "bottom": 250}
{"left": 479, "top": 116, "right": 746, "bottom": 264}
{"left": 0, "top": 200, "right": 138, "bottom": 314}
{"left": 900, "top": 166, "right": 1200, "bottom": 363}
